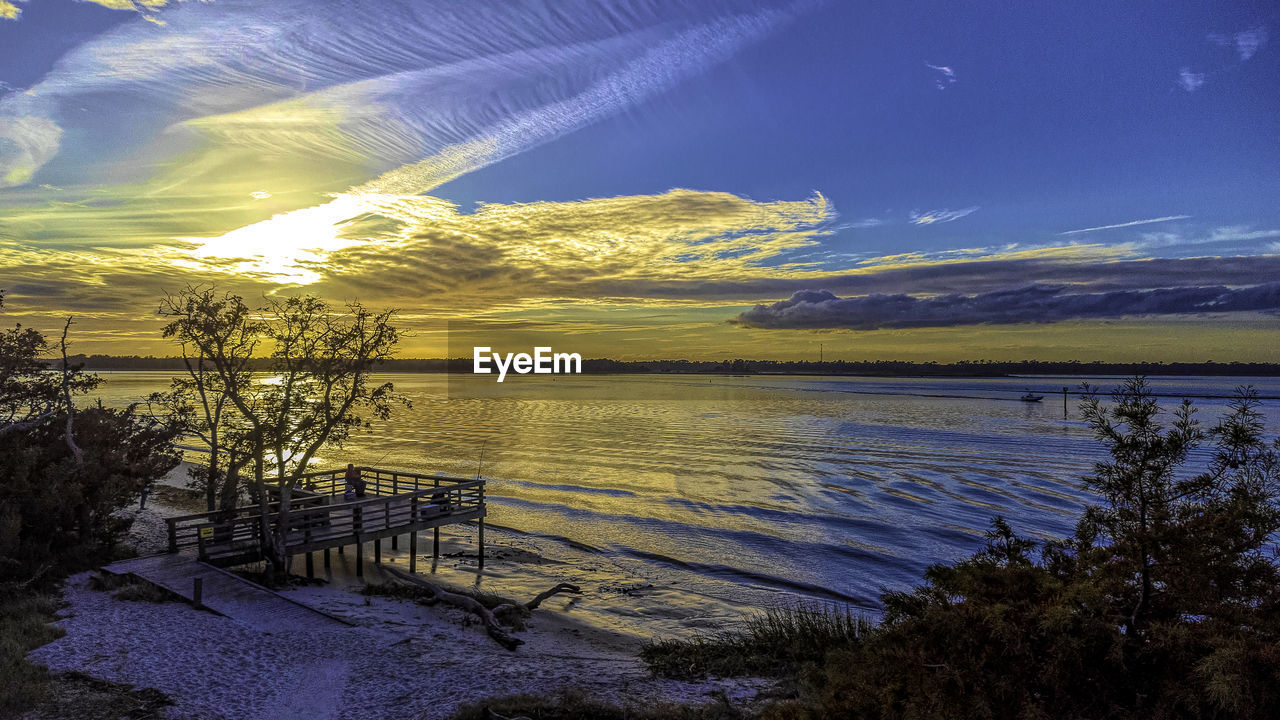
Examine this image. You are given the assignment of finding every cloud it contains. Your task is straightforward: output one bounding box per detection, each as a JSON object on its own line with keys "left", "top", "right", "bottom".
{"left": 1, "top": 0, "right": 175, "bottom": 23}
{"left": 81, "top": 0, "right": 172, "bottom": 11}
{"left": 0, "top": 0, "right": 804, "bottom": 190}
{"left": 909, "top": 207, "right": 978, "bottom": 225}
{"left": 925, "top": 62, "right": 956, "bottom": 90}
{"left": 304, "top": 189, "right": 836, "bottom": 304}
{"left": 1233, "top": 26, "right": 1268, "bottom": 60}
{"left": 731, "top": 282, "right": 1280, "bottom": 330}
{"left": 1211, "top": 25, "right": 1269, "bottom": 61}
{"left": 0, "top": 117, "right": 63, "bottom": 187}
{"left": 1137, "top": 225, "right": 1280, "bottom": 252}
{"left": 1059, "top": 215, "right": 1191, "bottom": 235}
{"left": 1178, "top": 67, "right": 1206, "bottom": 92}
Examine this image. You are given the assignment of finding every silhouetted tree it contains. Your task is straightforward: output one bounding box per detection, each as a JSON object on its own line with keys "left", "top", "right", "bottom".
{"left": 0, "top": 291, "right": 180, "bottom": 578}
{"left": 159, "top": 286, "right": 405, "bottom": 583}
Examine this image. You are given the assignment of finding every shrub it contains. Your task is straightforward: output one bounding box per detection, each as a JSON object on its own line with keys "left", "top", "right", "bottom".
{"left": 642, "top": 605, "right": 872, "bottom": 680}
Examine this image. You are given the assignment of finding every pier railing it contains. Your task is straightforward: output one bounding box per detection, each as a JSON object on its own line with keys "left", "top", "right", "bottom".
{"left": 164, "top": 468, "right": 486, "bottom": 566}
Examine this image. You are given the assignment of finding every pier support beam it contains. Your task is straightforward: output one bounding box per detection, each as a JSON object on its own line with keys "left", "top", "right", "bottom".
{"left": 433, "top": 527, "right": 440, "bottom": 558}
{"left": 391, "top": 534, "right": 398, "bottom": 550}
{"left": 305, "top": 552, "right": 314, "bottom": 579}
{"left": 409, "top": 531, "right": 417, "bottom": 573}
{"left": 478, "top": 519, "right": 485, "bottom": 569}
{"left": 323, "top": 548, "right": 331, "bottom": 569}
{"left": 374, "top": 538, "right": 382, "bottom": 564}
{"left": 356, "top": 541, "right": 364, "bottom": 577}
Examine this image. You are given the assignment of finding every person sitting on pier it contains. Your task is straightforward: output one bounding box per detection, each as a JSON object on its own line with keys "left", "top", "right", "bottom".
{"left": 344, "top": 463, "right": 367, "bottom": 499}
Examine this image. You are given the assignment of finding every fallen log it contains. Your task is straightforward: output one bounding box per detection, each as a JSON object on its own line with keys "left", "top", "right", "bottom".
{"left": 382, "top": 565, "right": 581, "bottom": 650}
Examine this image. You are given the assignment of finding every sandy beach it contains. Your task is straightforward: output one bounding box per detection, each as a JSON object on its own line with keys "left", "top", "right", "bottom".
{"left": 27, "top": 466, "right": 768, "bottom": 719}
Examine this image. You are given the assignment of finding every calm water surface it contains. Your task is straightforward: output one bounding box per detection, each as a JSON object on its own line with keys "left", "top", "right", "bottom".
{"left": 90, "top": 373, "right": 1280, "bottom": 636}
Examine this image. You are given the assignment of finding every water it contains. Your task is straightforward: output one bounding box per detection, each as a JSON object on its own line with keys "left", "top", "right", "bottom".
{"left": 89, "top": 372, "right": 1280, "bottom": 636}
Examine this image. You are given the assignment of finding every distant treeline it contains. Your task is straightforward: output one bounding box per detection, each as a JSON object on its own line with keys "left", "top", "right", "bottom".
{"left": 56, "top": 354, "right": 1280, "bottom": 377}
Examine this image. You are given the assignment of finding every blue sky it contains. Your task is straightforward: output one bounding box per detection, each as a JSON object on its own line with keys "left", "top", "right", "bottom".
{"left": 441, "top": 2, "right": 1280, "bottom": 251}
{"left": 1, "top": 0, "right": 1278, "bottom": 360}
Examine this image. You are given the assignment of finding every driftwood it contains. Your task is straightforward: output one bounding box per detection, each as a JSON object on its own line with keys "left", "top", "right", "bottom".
{"left": 383, "top": 565, "right": 581, "bottom": 650}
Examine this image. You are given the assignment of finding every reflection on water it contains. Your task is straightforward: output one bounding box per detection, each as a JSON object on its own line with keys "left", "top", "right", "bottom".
{"left": 90, "top": 372, "right": 1280, "bottom": 636}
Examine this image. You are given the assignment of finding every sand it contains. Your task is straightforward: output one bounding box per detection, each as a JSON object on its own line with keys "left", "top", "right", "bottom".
{"left": 29, "top": 467, "right": 768, "bottom": 720}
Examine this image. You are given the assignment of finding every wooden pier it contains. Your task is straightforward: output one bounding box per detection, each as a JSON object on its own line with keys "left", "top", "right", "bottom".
{"left": 163, "top": 467, "right": 487, "bottom": 575}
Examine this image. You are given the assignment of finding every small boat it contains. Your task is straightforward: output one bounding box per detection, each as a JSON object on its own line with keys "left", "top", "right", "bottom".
{"left": 1020, "top": 391, "right": 1044, "bottom": 402}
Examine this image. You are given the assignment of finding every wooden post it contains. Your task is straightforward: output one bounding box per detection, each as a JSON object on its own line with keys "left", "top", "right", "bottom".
{"left": 374, "top": 537, "right": 382, "bottom": 564}
{"left": 324, "top": 547, "right": 331, "bottom": 569}
{"left": 478, "top": 519, "right": 485, "bottom": 569}
{"left": 409, "top": 531, "right": 417, "bottom": 574}
{"left": 192, "top": 577, "right": 203, "bottom": 610}
{"left": 338, "top": 544, "right": 344, "bottom": 555}
{"left": 356, "top": 541, "right": 364, "bottom": 577}
{"left": 391, "top": 534, "right": 398, "bottom": 550}
{"left": 433, "top": 527, "right": 440, "bottom": 558}
{"left": 1063, "top": 386, "right": 1069, "bottom": 418}
{"left": 167, "top": 521, "right": 178, "bottom": 554}
{"left": 305, "top": 551, "right": 314, "bottom": 578}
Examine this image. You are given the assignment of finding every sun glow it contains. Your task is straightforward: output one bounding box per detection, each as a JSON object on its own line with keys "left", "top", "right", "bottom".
{"left": 181, "top": 194, "right": 373, "bottom": 284}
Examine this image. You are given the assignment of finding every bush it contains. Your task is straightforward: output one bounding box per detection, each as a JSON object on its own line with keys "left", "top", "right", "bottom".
{"left": 650, "top": 380, "right": 1280, "bottom": 720}
{"left": 642, "top": 605, "right": 872, "bottom": 679}
{"left": 0, "top": 589, "right": 63, "bottom": 714}
{"left": 0, "top": 407, "right": 181, "bottom": 580}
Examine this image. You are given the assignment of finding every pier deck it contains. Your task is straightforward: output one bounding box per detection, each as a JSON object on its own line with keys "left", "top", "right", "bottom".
{"left": 101, "top": 553, "right": 351, "bottom": 631}
{"left": 163, "top": 467, "right": 487, "bottom": 574}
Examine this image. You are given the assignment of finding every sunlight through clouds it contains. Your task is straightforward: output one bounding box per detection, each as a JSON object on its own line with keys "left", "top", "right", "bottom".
{"left": 2, "top": 1, "right": 1278, "bottom": 360}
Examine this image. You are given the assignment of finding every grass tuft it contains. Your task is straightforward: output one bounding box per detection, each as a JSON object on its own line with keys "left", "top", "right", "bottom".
{"left": 641, "top": 604, "right": 873, "bottom": 679}
{"left": 446, "top": 687, "right": 750, "bottom": 720}
{"left": 88, "top": 572, "right": 184, "bottom": 603}
{"left": 0, "top": 589, "right": 64, "bottom": 714}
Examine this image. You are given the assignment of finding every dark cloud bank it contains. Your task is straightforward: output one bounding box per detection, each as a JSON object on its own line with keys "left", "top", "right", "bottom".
{"left": 731, "top": 282, "right": 1280, "bottom": 330}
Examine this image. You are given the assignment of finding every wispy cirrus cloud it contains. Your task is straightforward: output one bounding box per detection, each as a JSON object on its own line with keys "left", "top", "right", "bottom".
{"left": 924, "top": 62, "right": 955, "bottom": 90}
{"left": 1178, "top": 67, "right": 1206, "bottom": 92}
{"left": 909, "top": 207, "right": 978, "bottom": 225}
{"left": 1059, "top": 214, "right": 1190, "bottom": 235}
{"left": 1, "top": 0, "right": 806, "bottom": 191}
{"left": 731, "top": 282, "right": 1280, "bottom": 331}
{"left": 1181, "top": 24, "right": 1268, "bottom": 91}
{"left": 1210, "top": 25, "right": 1269, "bottom": 61}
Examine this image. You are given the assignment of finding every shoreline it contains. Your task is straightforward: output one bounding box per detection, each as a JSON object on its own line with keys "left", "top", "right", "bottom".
{"left": 28, "top": 469, "right": 769, "bottom": 719}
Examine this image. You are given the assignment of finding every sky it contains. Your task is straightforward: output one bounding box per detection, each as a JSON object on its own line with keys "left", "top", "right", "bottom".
{"left": 1, "top": 0, "right": 1278, "bottom": 361}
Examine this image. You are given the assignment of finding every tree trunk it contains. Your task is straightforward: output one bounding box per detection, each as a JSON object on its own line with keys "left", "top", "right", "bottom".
{"left": 383, "top": 566, "right": 581, "bottom": 651}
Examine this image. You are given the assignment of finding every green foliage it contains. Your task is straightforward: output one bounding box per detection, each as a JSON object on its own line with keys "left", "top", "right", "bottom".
{"left": 447, "top": 688, "right": 751, "bottom": 720}
{"left": 652, "top": 379, "right": 1280, "bottom": 720}
{"left": 641, "top": 605, "right": 872, "bottom": 679}
{"left": 0, "top": 588, "right": 63, "bottom": 714}
{"left": 0, "top": 292, "right": 181, "bottom": 716}
{"left": 0, "top": 407, "right": 182, "bottom": 579}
